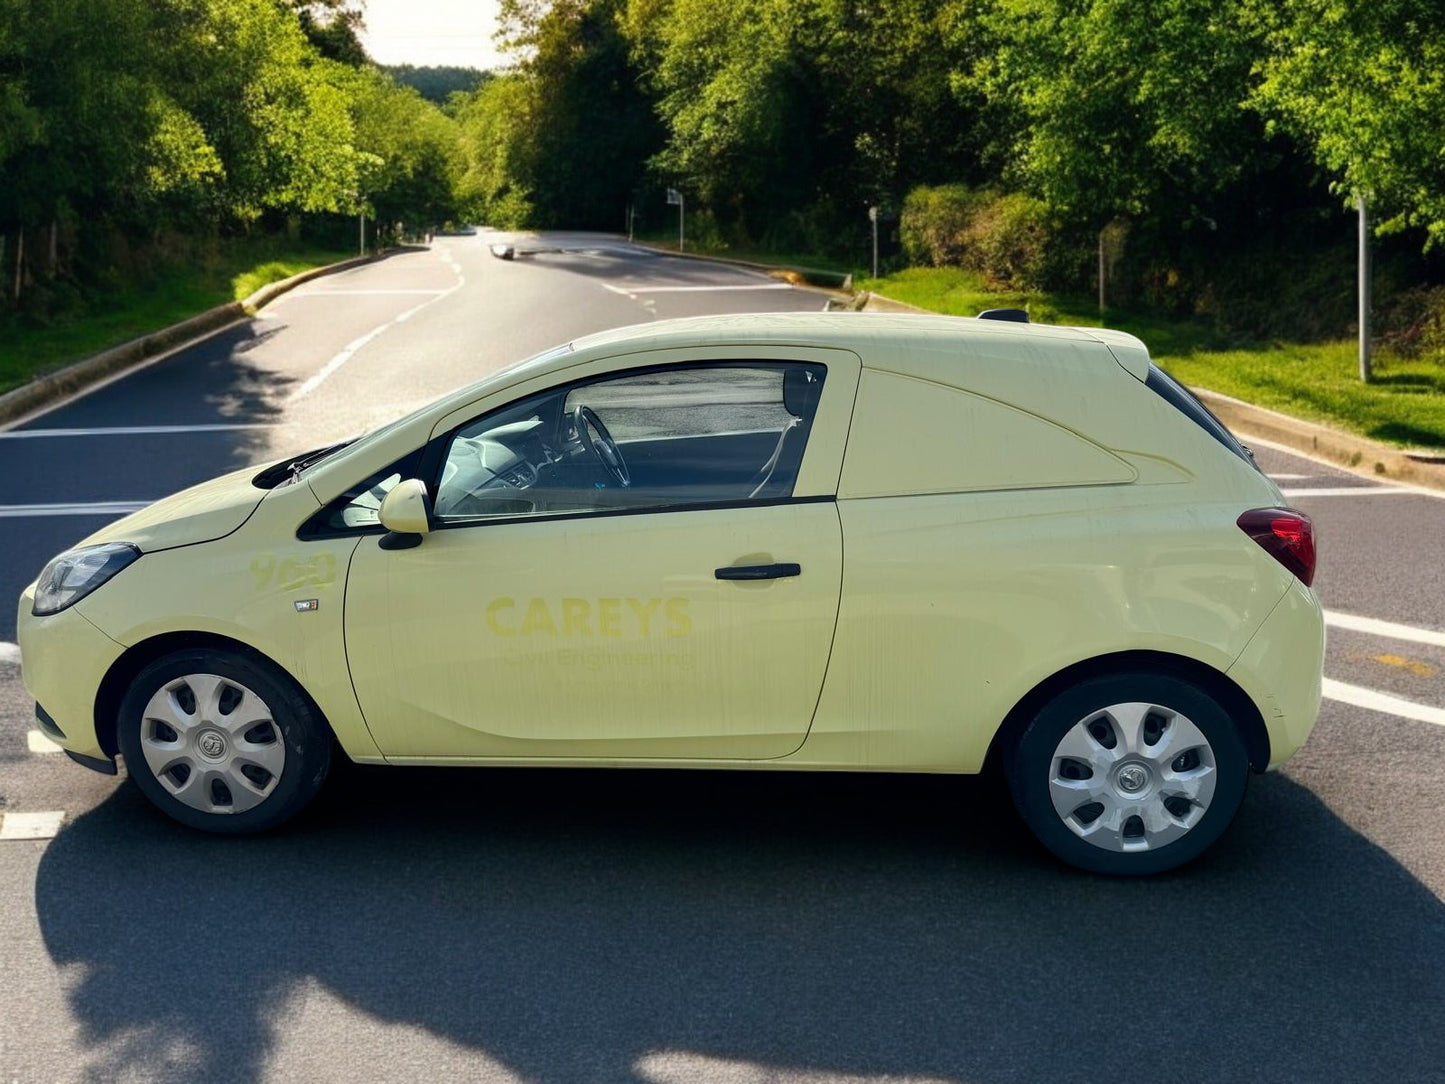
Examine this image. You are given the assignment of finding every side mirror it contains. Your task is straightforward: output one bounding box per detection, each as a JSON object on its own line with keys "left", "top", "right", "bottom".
{"left": 378, "top": 479, "right": 431, "bottom": 550}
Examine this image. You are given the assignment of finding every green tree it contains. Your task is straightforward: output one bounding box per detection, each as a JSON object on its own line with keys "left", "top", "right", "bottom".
{"left": 148, "top": 0, "right": 366, "bottom": 221}
{"left": 1253, "top": 0, "right": 1445, "bottom": 242}
{"left": 453, "top": 75, "right": 536, "bottom": 226}
{"left": 962, "top": 0, "right": 1270, "bottom": 227}
{"left": 385, "top": 65, "right": 492, "bottom": 105}
{"left": 497, "top": 0, "right": 663, "bottom": 229}
{"left": 349, "top": 68, "right": 461, "bottom": 228}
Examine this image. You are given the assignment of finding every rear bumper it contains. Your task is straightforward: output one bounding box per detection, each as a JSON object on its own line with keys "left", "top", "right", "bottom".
{"left": 17, "top": 585, "right": 127, "bottom": 762}
{"left": 1228, "top": 578, "right": 1325, "bottom": 768}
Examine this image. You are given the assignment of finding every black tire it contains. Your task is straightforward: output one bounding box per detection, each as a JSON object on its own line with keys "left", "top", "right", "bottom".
{"left": 1006, "top": 671, "right": 1249, "bottom": 875}
{"left": 116, "top": 648, "right": 332, "bottom": 834}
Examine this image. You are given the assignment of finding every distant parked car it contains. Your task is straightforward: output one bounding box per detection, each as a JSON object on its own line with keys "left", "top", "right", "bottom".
{"left": 19, "top": 312, "right": 1322, "bottom": 873}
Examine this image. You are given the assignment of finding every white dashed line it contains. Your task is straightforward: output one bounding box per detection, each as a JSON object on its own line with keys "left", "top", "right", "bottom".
{"left": 0, "top": 811, "right": 65, "bottom": 841}
{"left": 0, "top": 501, "right": 149, "bottom": 518}
{"left": 289, "top": 266, "right": 465, "bottom": 402}
{"left": 1325, "top": 611, "right": 1445, "bottom": 648}
{"left": 1323, "top": 678, "right": 1445, "bottom": 727}
{"left": 1267, "top": 473, "right": 1310, "bottom": 481}
{"left": 1278, "top": 487, "right": 1413, "bottom": 498}
{"left": 27, "top": 730, "right": 62, "bottom": 754}
{"left": 0, "top": 641, "right": 19, "bottom": 664}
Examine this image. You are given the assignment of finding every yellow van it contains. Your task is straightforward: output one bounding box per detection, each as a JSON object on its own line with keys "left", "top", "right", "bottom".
{"left": 18, "top": 313, "right": 1322, "bottom": 873}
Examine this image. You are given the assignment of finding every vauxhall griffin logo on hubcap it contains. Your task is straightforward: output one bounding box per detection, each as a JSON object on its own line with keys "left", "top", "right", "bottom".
{"left": 198, "top": 731, "right": 227, "bottom": 759}
{"left": 1117, "top": 764, "right": 1149, "bottom": 794}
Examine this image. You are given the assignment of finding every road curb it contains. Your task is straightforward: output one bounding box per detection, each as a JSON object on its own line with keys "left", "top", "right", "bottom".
{"left": 1192, "top": 388, "right": 1445, "bottom": 493}
{"left": 0, "top": 251, "right": 394, "bottom": 428}
{"left": 858, "top": 292, "right": 931, "bottom": 314}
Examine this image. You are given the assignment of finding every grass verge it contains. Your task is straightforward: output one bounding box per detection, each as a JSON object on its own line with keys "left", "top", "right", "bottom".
{"left": 0, "top": 242, "right": 350, "bottom": 395}
{"left": 855, "top": 267, "right": 1445, "bottom": 449}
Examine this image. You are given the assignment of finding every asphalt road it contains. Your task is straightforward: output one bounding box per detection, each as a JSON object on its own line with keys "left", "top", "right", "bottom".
{"left": 1, "top": 233, "right": 1443, "bottom": 1083}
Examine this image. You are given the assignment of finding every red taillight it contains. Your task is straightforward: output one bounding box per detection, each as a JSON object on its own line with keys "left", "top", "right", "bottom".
{"left": 1237, "top": 508, "right": 1316, "bottom": 586}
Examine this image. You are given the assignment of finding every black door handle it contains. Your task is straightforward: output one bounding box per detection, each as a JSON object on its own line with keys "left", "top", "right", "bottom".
{"left": 715, "top": 563, "right": 802, "bottom": 581}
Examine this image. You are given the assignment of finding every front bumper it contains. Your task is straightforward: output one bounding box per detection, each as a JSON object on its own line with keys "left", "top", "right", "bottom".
{"left": 1228, "top": 578, "right": 1325, "bottom": 768}
{"left": 17, "top": 585, "right": 127, "bottom": 762}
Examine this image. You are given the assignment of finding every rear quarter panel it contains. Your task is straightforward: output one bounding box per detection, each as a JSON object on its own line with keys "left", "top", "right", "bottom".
{"left": 797, "top": 487, "right": 1292, "bottom": 771}
{"left": 793, "top": 335, "right": 1293, "bottom": 771}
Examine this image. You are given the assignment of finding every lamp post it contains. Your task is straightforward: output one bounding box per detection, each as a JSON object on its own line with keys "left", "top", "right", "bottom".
{"left": 1358, "top": 192, "right": 1372, "bottom": 383}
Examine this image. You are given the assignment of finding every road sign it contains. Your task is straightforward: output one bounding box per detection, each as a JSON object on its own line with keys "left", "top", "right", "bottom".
{"left": 666, "top": 188, "right": 681, "bottom": 206}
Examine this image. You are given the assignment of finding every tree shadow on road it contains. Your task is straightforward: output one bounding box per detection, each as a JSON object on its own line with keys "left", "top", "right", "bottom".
{"left": 35, "top": 766, "right": 1445, "bottom": 1083}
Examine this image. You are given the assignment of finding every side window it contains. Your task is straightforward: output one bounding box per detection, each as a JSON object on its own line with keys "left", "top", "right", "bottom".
{"left": 433, "top": 363, "right": 825, "bottom": 523}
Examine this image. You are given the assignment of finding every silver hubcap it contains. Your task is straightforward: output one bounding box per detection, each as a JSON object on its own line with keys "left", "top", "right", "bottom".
{"left": 1049, "top": 701, "right": 1217, "bottom": 853}
{"left": 139, "top": 674, "right": 285, "bottom": 815}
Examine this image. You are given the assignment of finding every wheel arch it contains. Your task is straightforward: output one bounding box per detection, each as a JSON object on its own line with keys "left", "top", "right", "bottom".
{"left": 982, "top": 649, "right": 1271, "bottom": 778}
{"left": 92, "top": 631, "right": 336, "bottom": 759}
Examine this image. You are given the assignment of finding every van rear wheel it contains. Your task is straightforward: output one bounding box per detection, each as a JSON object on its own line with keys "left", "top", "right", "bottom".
{"left": 1006, "top": 672, "right": 1249, "bottom": 875}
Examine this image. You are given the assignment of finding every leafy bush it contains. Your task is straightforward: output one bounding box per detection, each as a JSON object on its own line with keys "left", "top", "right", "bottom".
{"left": 900, "top": 185, "right": 981, "bottom": 268}
{"left": 1376, "top": 285, "right": 1445, "bottom": 362}
{"left": 900, "top": 185, "right": 1054, "bottom": 288}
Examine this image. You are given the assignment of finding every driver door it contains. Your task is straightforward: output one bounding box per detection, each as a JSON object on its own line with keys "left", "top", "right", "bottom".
{"left": 342, "top": 351, "right": 860, "bottom": 761}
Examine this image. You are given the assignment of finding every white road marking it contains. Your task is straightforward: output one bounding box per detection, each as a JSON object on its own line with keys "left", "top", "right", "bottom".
{"left": 0, "top": 423, "right": 273, "bottom": 439}
{"left": 0, "top": 811, "right": 65, "bottom": 841}
{"left": 1325, "top": 610, "right": 1445, "bottom": 648}
{"left": 288, "top": 325, "right": 391, "bottom": 401}
{"left": 28, "top": 730, "right": 62, "bottom": 754}
{"left": 289, "top": 264, "right": 465, "bottom": 402}
{"left": 1278, "top": 486, "right": 1412, "bottom": 498}
{"left": 0, "top": 501, "right": 149, "bottom": 518}
{"left": 0, "top": 641, "right": 19, "bottom": 664}
{"left": 1267, "top": 473, "right": 1310, "bottom": 481}
{"left": 1245, "top": 435, "right": 1445, "bottom": 501}
{"left": 1323, "top": 678, "right": 1445, "bottom": 727}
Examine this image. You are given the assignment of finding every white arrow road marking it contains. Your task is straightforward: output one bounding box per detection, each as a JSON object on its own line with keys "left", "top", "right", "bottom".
{"left": 0, "top": 811, "right": 65, "bottom": 841}
{"left": 1325, "top": 611, "right": 1445, "bottom": 648}
{"left": 28, "top": 730, "right": 62, "bottom": 754}
{"left": 0, "top": 501, "right": 150, "bottom": 517}
{"left": 1323, "top": 678, "right": 1445, "bottom": 727}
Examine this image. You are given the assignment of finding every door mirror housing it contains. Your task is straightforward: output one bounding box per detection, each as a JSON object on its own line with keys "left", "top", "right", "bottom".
{"left": 378, "top": 479, "right": 431, "bottom": 548}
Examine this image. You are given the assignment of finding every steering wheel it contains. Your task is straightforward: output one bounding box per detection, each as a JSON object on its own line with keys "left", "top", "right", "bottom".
{"left": 572, "top": 404, "right": 630, "bottom": 488}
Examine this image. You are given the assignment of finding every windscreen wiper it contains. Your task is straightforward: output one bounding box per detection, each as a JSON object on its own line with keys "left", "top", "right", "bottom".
{"left": 287, "top": 440, "right": 354, "bottom": 483}
{"left": 253, "top": 440, "right": 355, "bottom": 490}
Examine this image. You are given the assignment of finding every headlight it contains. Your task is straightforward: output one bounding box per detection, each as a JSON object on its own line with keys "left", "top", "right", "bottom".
{"left": 32, "top": 543, "right": 141, "bottom": 616}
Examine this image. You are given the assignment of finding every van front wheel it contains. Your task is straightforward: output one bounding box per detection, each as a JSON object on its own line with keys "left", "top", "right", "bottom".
{"left": 116, "top": 648, "right": 332, "bottom": 834}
